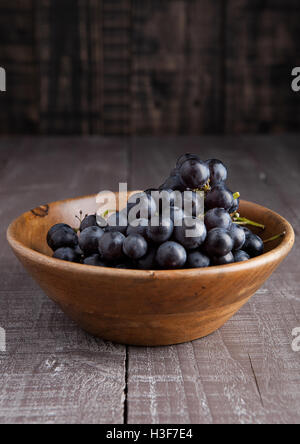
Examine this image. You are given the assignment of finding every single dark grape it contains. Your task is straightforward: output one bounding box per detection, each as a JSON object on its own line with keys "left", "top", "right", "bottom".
{"left": 47, "top": 223, "right": 70, "bottom": 244}
{"left": 174, "top": 217, "right": 207, "bottom": 250}
{"left": 53, "top": 247, "right": 80, "bottom": 263}
{"left": 156, "top": 241, "right": 187, "bottom": 269}
{"left": 126, "top": 218, "right": 149, "bottom": 237}
{"left": 123, "top": 234, "right": 148, "bottom": 260}
{"left": 229, "top": 223, "right": 246, "bottom": 250}
{"left": 212, "top": 252, "right": 234, "bottom": 265}
{"left": 187, "top": 251, "right": 210, "bottom": 268}
{"left": 80, "top": 214, "right": 97, "bottom": 232}
{"left": 47, "top": 224, "right": 78, "bottom": 251}
{"left": 204, "top": 208, "right": 232, "bottom": 231}
{"left": 233, "top": 250, "right": 250, "bottom": 262}
{"left": 205, "top": 185, "right": 234, "bottom": 211}
{"left": 146, "top": 216, "right": 174, "bottom": 243}
{"left": 137, "top": 246, "right": 157, "bottom": 270}
{"left": 79, "top": 226, "right": 105, "bottom": 256}
{"left": 204, "top": 228, "right": 234, "bottom": 257}
{"left": 179, "top": 159, "right": 210, "bottom": 189}
{"left": 106, "top": 210, "right": 128, "bottom": 234}
{"left": 206, "top": 159, "right": 227, "bottom": 185}
{"left": 98, "top": 231, "right": 125, "bottom": 262}
{"left": 176, "top": 153, "right": 201, "bottom": 169}
{"left": 83, "top": 254, "right": 106, "bottom": 267}
{"left": 243, "top": 233, "right": 264, "bottom": 258}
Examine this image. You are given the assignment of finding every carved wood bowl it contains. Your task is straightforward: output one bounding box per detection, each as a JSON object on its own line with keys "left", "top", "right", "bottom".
{"left": 7, "top": 193, "right": 294, "bottom": 346}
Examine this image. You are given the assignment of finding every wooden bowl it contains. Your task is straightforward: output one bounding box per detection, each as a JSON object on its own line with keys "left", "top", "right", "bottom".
{"left": 7, "top": 193, "right": 294, "bottom": 346}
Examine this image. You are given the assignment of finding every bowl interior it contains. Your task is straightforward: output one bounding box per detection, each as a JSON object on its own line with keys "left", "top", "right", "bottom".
{"left": 8, "top": 192, "right": 294, "bottom": 265}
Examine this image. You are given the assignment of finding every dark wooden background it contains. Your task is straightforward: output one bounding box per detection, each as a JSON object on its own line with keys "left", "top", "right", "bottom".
{"left": 1, "top": 0, "right": 300, "bottom": 135}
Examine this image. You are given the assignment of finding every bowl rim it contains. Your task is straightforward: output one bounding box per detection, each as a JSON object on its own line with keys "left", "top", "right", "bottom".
{"left": 7, "top": 195, "right": 295, "bottom": 281}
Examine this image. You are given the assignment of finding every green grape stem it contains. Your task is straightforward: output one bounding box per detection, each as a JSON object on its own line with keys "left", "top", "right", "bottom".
{"left": 232, "top": 215, "right": 265, "bottom": 230}
{"left": 263, "top": 232, "right": 286, "bottom": 244}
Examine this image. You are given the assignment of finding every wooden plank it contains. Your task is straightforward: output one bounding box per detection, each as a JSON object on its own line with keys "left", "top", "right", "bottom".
{"left": 36, "top": 0, "right": 103, "bottom": 134}
{"left": 0, "top": 137, "right": 128, "bottom": 424}
{"left": 225, "top": 0, "right": 300, "bottom": 133}
{"left": 102, "top": 0, "right": 132, "bottom": 135}
{"left": 0, "top": 0, "right": 38, "bottom": 134}
{"left": 127, "top": 136, "right": 300, "bottom": 424}
{"left": 131, "top": 0, "right": 224, "bottom": 135}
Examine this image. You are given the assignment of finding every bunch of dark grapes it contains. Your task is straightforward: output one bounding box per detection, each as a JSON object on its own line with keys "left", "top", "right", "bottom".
{"left": 47, "top": 153, "right": 266, "bottom": 269}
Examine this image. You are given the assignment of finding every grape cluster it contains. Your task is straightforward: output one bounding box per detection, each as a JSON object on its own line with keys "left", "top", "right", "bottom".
{"left": 47, "top": 153, "right": 264, "bottom": 269}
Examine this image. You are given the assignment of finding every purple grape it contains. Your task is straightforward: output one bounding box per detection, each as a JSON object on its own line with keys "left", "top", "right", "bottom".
{"left": 98, "top": 231, "right": 125, "bottom": 262}
{"left": 187, "top": 251, "right": 210, "bottom": 268}
{"left": 243, "top": 234, "right": 264, "bottom": 258}
{"left": 79, "top": 226, "right": 105, "bottom": 256}
{"left": 47, "top": 224, "right": 78, "bottom": 251}
{"left": 206, "top": 159, "right": 227, "bottom": 185}
{"left": 229, "top": 223, "right": 246, "bottom": 250}
{"left": 204, "top": 228, "right": 234, "bottom": 257}
{"left": 123, "top": 234, "right": 148, "bottom": 260}
{"left": 156, "top": 241, "right": 187, "bottom": 269}
{"left": 179, "top": 159, "right": 210, "bottom": 189}
{"left": 205, "top": 185, "right": 234, "bottom": 211}
{"left": 204, "top": 208, "right": 232, "bottom": 231}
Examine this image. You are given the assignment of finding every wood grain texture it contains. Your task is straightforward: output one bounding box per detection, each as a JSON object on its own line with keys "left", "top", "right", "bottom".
{"left": 102, "top": 0, "right": 132, "bottom": 135}
{"left": 131, "top": 0, "right": 224, "bottom": 134}
{"left": 36, "top": 0, "right": 104, "bottom": 134}
{"left": 1, "top": 1, "right": 300, "bottom": 135}
{"left": 0, "top": 137, "right": 128, "bottom": 424}
{"left": 0, "top": 0, "right": 38, "bottom": 134}
{"left": 0, "top": 136, "right": 300, "bottom": 424}
{"left": 225, "top": 0, "right": 300, "bottom": 133}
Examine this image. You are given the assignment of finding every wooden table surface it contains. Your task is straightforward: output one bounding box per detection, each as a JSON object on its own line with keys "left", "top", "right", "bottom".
{"left": 0, "top": 135, "right": 299, "bottom": 424}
